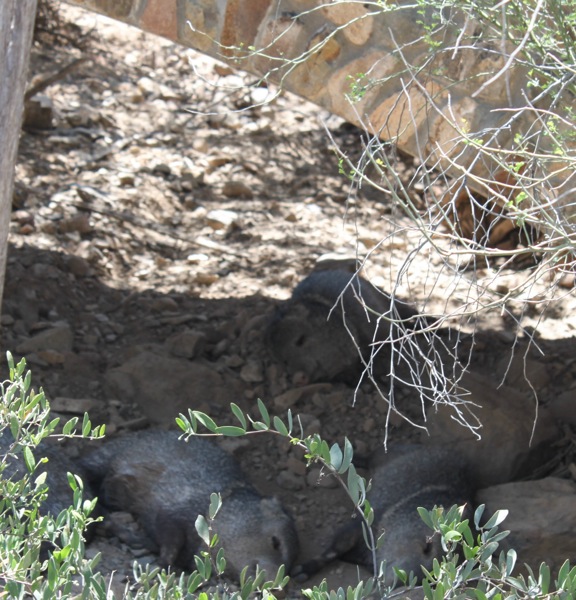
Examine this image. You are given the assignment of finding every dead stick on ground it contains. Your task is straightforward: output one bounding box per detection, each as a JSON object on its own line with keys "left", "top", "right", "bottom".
{"left": 25, "top": 56, "right": 89, "bottom": 100}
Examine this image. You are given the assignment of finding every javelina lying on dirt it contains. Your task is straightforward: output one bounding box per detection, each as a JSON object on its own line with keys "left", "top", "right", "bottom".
{"left": 267, "top": 269, "right": 422, "bottom": 384}
{"left": 297, "top": 444, "right": 471, "bottom": 581}
{"left": 80, "top": 429, "right": 299, "bottom": 577}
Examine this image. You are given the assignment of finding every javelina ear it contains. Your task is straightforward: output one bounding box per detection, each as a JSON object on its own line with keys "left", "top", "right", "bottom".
{"left": 101, "top": 472, "right": 141, "bottom": 508}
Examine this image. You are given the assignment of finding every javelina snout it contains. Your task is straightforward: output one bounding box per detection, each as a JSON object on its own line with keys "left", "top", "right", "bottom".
{"left": 210, "top": 490, "right": 298, "bottom": 577}
{"left": 267, "top": 269, "right": 421, "bottom": 384}
{"left": 80, "top": 430, "right": 299, "bottom": 578}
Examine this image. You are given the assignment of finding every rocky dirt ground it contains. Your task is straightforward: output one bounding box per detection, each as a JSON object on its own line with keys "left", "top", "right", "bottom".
{"left": 3, "top": 1, "right": 576, "bottom": 596}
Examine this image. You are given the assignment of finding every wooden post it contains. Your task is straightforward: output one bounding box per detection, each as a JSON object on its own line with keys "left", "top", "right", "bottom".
{"left": 0, "top": 1, "right": 37, "bottom": 311}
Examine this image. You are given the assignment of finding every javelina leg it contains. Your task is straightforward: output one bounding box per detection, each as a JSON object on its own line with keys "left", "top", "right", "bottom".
{"left": 156, "top": 512, "right": 189, "bottom": 568}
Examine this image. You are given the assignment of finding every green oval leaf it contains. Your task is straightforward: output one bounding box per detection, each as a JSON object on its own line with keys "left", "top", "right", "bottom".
{"left": 338, "top": 438, "right": 354, "bottom": 474}
{"left": 209, "top": 492, "right": 222, "bottom": 519}
{"left": 417, "top": 506, "right": 434, "bottom": 530}
{"left": 272, "top": 564, "right": 285, "bottom": 587}
{"left": 474, "top": 504, "right": 486, "bottom": 529}
{"left": 23, "top": 446, "right": 35, "bottom": 473}
{"left": 188, "top": 572, "right": 204, "bottom": 591}
{"left": 191, "top": 411, "right": 218, "bottom": 432}
{"left": 195, "top": 554, "right": 207, "bottom": 578}
{"left": 230, "top": 403, "right": 247, "bottom": 429}
{"left": 319, "top": 440, "right": 331, "bottom": 463}
{"left": 257, "top": 398, "right": 270, "bottom": 427}
{"left": 364, "top": 500, "right": 374, "bottom": 526}
{"left": 444, "top": 530, "right": 462, "bottom": 542}
{"left": 329, "top": 443, "right": 343, "bottom": 470}
{"left": 82, "top": 413, "right": 91, "bottom": 436}
{"left": 9, "top": 416, "right": 19, "bottom": 442}
{"left": 273, "top": 416, "right": 288, "bottom": 437}
{"left": 539, "top": 561, "right": 550, "bottom": 594}
{"left": 195, "top": 515, "right": 210, "bottom": 546}
{"left": 215, "top": 548, "right": 226, "bottom": 575}
{"left": 347, "top": 463, "right": 362, "bottom": 504}
{"left": 175, "top": 416, "right": 188, "bottom": 432}
{"left": 484, "top": 509, "right": 508, "bottom": 530}
{"left": 63, "top": 418, "right": 76, "bottom": 435}
{"left": 557, "top": 559, "right": 570, "bottom": 586}
{"left": 214, "top": 425, "right": 246, "bottom": 436}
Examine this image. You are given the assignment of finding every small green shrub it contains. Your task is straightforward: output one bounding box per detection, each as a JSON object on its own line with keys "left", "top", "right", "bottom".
{"left": 0, "top": 353, "right": 290, "bottom": 599}
{"left": 0, "top": 351, "right": 105, "bottom": 598}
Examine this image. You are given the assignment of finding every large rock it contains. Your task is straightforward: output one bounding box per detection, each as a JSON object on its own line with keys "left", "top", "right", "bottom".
{"left": 105, "top": 350, "right": 244, "bottom": 423}
{"left": 476, "top": 477, "right": 576, "bottom": 574}
{"left": 16, "top": 322, "right": 74, "bottom": 353}
{"left": 422, "top": 371, "right": 558, "bottom": 487}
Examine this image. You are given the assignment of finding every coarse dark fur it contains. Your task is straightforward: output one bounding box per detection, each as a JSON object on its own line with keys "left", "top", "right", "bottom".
{"left": 0, "top": 431, "right": 93, "bottom": 518}
{"left": 80, "top": 429, "right": 299, "bottom": 578}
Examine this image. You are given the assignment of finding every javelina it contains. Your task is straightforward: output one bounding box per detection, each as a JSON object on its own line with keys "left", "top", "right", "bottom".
{"left": 297, "top": 444, "right": 471, "bottom": 581}
{"left": 80, "top": 429, "right": 299, "bottom": 577}
{"left": 267, "top": 269, "right": 421, "bottom": 384}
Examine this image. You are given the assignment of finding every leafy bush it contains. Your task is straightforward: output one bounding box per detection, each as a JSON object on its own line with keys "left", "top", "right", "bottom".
{"left": 0, "top": 352, "right": 104, "bottom": 597}
{"left": 2, "top": 354, "right": 575, "bottom": 598}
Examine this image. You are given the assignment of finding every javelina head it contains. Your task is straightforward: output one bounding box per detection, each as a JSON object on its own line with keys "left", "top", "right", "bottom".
{"left": 368, "top": 445, "right": 472, "bottom": 582}
{"left": 373, "top": 514, "right": 443, "bottom": 581}
{"left": 213, "top": 491, "right": 299, "bottom": 578}
{"left": 267, "top": 300, "right": 363, "bottom": 384}
{"left": 266, "top": 270, "right": 422, "bottom": 385}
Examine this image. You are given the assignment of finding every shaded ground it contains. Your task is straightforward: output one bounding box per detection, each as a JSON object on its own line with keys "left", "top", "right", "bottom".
{"left": 3, "top": 2, "right": 576, "bottom": 594}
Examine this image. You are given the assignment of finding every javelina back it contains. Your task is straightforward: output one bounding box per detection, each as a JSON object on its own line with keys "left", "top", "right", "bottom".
{"left": 80, "top": 430, "right": 299, "bottom": 577}
{"left": 297, "top": 444, "right": 471, "bottom": 581}
{"left": 267, "top": 269, "right": 421, "bottom": 384}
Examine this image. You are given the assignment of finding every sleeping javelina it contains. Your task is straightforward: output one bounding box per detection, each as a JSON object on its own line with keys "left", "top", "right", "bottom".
{"left": 297, "top": 444, "right": 471, "bottom": 581}
{"left": 80, "top": 430, "right": 299, "bottom": 577}
{"left": 267, "top": 269, "right": 421, "bottom": 383}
